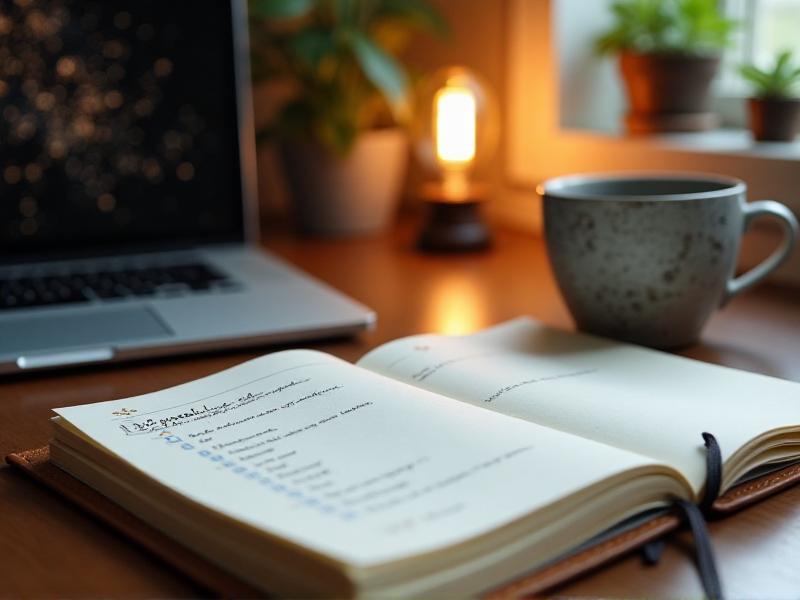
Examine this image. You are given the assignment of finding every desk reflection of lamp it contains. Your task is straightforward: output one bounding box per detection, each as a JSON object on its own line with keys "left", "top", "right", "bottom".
{"left": 414, "top": 67, "right": 498, "bottom": 252}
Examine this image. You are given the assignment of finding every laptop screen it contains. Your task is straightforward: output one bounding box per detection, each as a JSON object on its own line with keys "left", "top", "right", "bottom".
{"left": 0, "top": 0, "right": 246, "bottom": 259}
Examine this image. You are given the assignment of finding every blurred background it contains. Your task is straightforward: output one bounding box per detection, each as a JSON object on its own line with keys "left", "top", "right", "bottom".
{"left": 252, "top": 0, "right": 800, "bottom": 283}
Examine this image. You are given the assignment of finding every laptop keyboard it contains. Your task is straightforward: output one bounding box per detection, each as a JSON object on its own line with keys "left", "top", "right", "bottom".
{"left": 0, "top": 262, "right": 239, "bottom": 311}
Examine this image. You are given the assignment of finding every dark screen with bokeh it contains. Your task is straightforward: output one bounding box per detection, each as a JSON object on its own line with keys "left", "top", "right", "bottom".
{"left": 0, "top": 0, "right": 244, "bottom": 258}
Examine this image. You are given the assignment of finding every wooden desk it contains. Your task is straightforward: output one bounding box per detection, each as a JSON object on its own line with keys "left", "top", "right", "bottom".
{"left": 2, "top": 222, "right": 799, "bottom": 597}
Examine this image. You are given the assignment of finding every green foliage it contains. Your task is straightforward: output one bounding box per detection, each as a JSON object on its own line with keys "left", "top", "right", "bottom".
{"left": 250, "top": 0, "right": 449, "bottom": 155}
{"left": 739, "top": 50, "right": 800, "bottom": 99}
{"left": 594, "top": 0, "right": 737, "bottom": 56}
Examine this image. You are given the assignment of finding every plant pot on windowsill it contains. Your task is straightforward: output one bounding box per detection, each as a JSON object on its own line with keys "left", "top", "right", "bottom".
{"left": 747, "top": 98, "right": 800, "bottom": 142}
{"left": 280, "top": 128, "right": 408, "bottom": 237}
{"left": 619, "top": 51, "right": 721, "bottom": 134}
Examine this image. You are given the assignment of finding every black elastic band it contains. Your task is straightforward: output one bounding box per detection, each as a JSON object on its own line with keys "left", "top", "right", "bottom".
{"left": 641, "top": 432, "right": 724, "bottom": 599}
{"left": 699, "top": 431, "right": 722, "bottom": 516}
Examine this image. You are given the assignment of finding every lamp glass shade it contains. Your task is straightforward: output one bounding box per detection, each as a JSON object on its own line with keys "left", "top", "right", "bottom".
{"left": 412, "top": 66, "right": 498, "bottom": 197}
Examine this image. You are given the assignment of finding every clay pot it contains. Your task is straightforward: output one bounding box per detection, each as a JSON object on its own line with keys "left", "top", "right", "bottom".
{"left": 619, "top": 52, "right": 721, "bottom": 134}
{"left": 281, "top": 128, "right": 408, "bottom": 236}
{"left": 747, "top": 97, "right": 800, "bottom": 142}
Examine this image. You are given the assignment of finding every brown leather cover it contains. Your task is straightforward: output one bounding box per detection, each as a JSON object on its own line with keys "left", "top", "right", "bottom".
{"left": 5, "top": 448, "right": 261, "bottom": 598}
{"left": 7, "top": 447, "right": 800, "bottom": 598}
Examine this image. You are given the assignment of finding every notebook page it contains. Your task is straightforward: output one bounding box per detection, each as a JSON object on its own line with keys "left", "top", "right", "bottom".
{"left": 358, "top": 318, "right": 800, "bottom": 493}
{"left": 54, "top": 349, "right": 661, "bottom": 567}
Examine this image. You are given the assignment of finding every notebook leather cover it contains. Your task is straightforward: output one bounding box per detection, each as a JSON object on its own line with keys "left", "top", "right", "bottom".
{"left": 7, "top": 447, "right": 800, "bottom": 598}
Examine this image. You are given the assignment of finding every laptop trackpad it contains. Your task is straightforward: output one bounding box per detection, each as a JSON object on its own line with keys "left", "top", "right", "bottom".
{"left": 2, "top": 307, "right": 172, "bottom": 355}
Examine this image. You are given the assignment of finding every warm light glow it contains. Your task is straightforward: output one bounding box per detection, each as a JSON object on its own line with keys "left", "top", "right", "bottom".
{"left": 434, "top": 86, "right": 476, "bottom": 166}
{"left": 423, "top": 273, "right": 487, "bottom": 335}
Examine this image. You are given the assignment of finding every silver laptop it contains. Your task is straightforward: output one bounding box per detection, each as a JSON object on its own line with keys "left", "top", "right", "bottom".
{"left": 0, "top": 0, "right": 374, "bottom": 374}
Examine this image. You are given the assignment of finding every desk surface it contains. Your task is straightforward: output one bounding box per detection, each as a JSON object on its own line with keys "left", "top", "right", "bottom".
{"left": 2, "top": 222, "right": 800, "bottom": 597}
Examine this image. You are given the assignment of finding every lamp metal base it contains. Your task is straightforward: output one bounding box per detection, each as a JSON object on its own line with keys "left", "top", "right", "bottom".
{"left": 416, "top": 200, "right": 491, "bottom": 253}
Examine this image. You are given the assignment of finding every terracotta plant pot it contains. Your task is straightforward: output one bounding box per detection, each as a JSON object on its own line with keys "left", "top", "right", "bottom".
{"left": 619, "top": 52, "right": 721, "bottom": 134}
{"left": 747, "top": 97, "right": 800, "bottom": 142}
{"left": 281, "top": 128, "right": 408, "bottom": 236}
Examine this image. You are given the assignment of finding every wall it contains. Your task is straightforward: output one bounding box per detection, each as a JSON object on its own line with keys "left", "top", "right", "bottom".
{"left": 556, "top": 0, "right": 622, "bottom": 132}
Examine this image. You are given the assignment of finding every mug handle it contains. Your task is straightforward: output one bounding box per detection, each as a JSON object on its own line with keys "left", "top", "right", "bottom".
{"left": 723, "top": 200, "right": 799, "bottom": 305}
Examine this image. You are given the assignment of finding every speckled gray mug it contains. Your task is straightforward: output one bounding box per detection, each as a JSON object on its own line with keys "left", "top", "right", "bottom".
{"left": 543, "top": 173, "right": 798, "bottom": 349}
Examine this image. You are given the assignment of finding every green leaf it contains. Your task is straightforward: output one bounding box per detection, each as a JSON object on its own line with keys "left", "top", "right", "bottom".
{"left": 250, "top": 0, "right": 315, "bottom": 20}
{"left": 332, "top": 0, "right": 357, "bottom": 25}
{"left": 594, "top": 0, "right": 737, "bottom": 55}
{"left": 739, "top": 65, "right": 771, "bottom": 90}
{"left": 775, "top": 50, "right": 792, "bottom": 76}
{"left": 348, "top": 31, "right": 409, "bottom": 118}
{"left": 289, "top": 28, "right": 336, "bottom": 70}
{"left": 319, "top": 117, "right": 359, "bottom": 156}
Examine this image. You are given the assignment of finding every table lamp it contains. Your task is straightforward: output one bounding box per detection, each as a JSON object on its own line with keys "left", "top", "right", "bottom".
{"left": 413, "top": 66, "right": 498, "bottom": 252}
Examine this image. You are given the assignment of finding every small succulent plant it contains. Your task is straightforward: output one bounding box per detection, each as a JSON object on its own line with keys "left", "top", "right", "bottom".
{"left": 739, "top": 50, "right": 800, "bottom": 100}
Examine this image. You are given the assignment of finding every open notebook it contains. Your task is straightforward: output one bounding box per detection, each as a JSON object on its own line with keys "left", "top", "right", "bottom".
{"left": 38, "top": 318, "right": 800, "bottom": 596}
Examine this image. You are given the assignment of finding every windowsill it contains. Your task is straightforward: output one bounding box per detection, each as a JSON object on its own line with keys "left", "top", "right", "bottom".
{"left": 558, "top": 126, "right": 800, "bottom": 162}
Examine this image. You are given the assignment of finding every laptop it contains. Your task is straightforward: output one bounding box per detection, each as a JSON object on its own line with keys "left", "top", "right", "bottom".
{"left": 0, "top": 0, "right": 374, "bottom": 375}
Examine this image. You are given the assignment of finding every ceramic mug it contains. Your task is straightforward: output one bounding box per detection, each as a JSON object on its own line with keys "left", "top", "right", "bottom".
{"left": 543, "top": 173, "right": 798, "bottom": 348}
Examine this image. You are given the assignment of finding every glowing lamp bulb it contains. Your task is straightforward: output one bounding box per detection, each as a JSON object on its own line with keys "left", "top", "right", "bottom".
{"left": 434, "top": 86, "right": 476, "bottom": 166}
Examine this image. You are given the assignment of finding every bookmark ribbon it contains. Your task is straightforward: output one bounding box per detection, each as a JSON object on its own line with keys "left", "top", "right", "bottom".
{"left": 699, "top": 432, "right": 722, "bottom": 515}
{"left": 642, "top": 432, "right": 723, "bottom": 600}
{"left": 673, "top": 499, "right": 723, "bottom": 600}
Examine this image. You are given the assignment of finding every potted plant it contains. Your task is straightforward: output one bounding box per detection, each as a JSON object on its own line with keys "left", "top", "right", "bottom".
{"left": 595, "top": 0, "right": 737, "bottom": 134}
{"left": 739, "top": 50, "right": 800, "bottom": 142}
{"left": 250, "top": 0, "right": 447, "bottom": 236}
